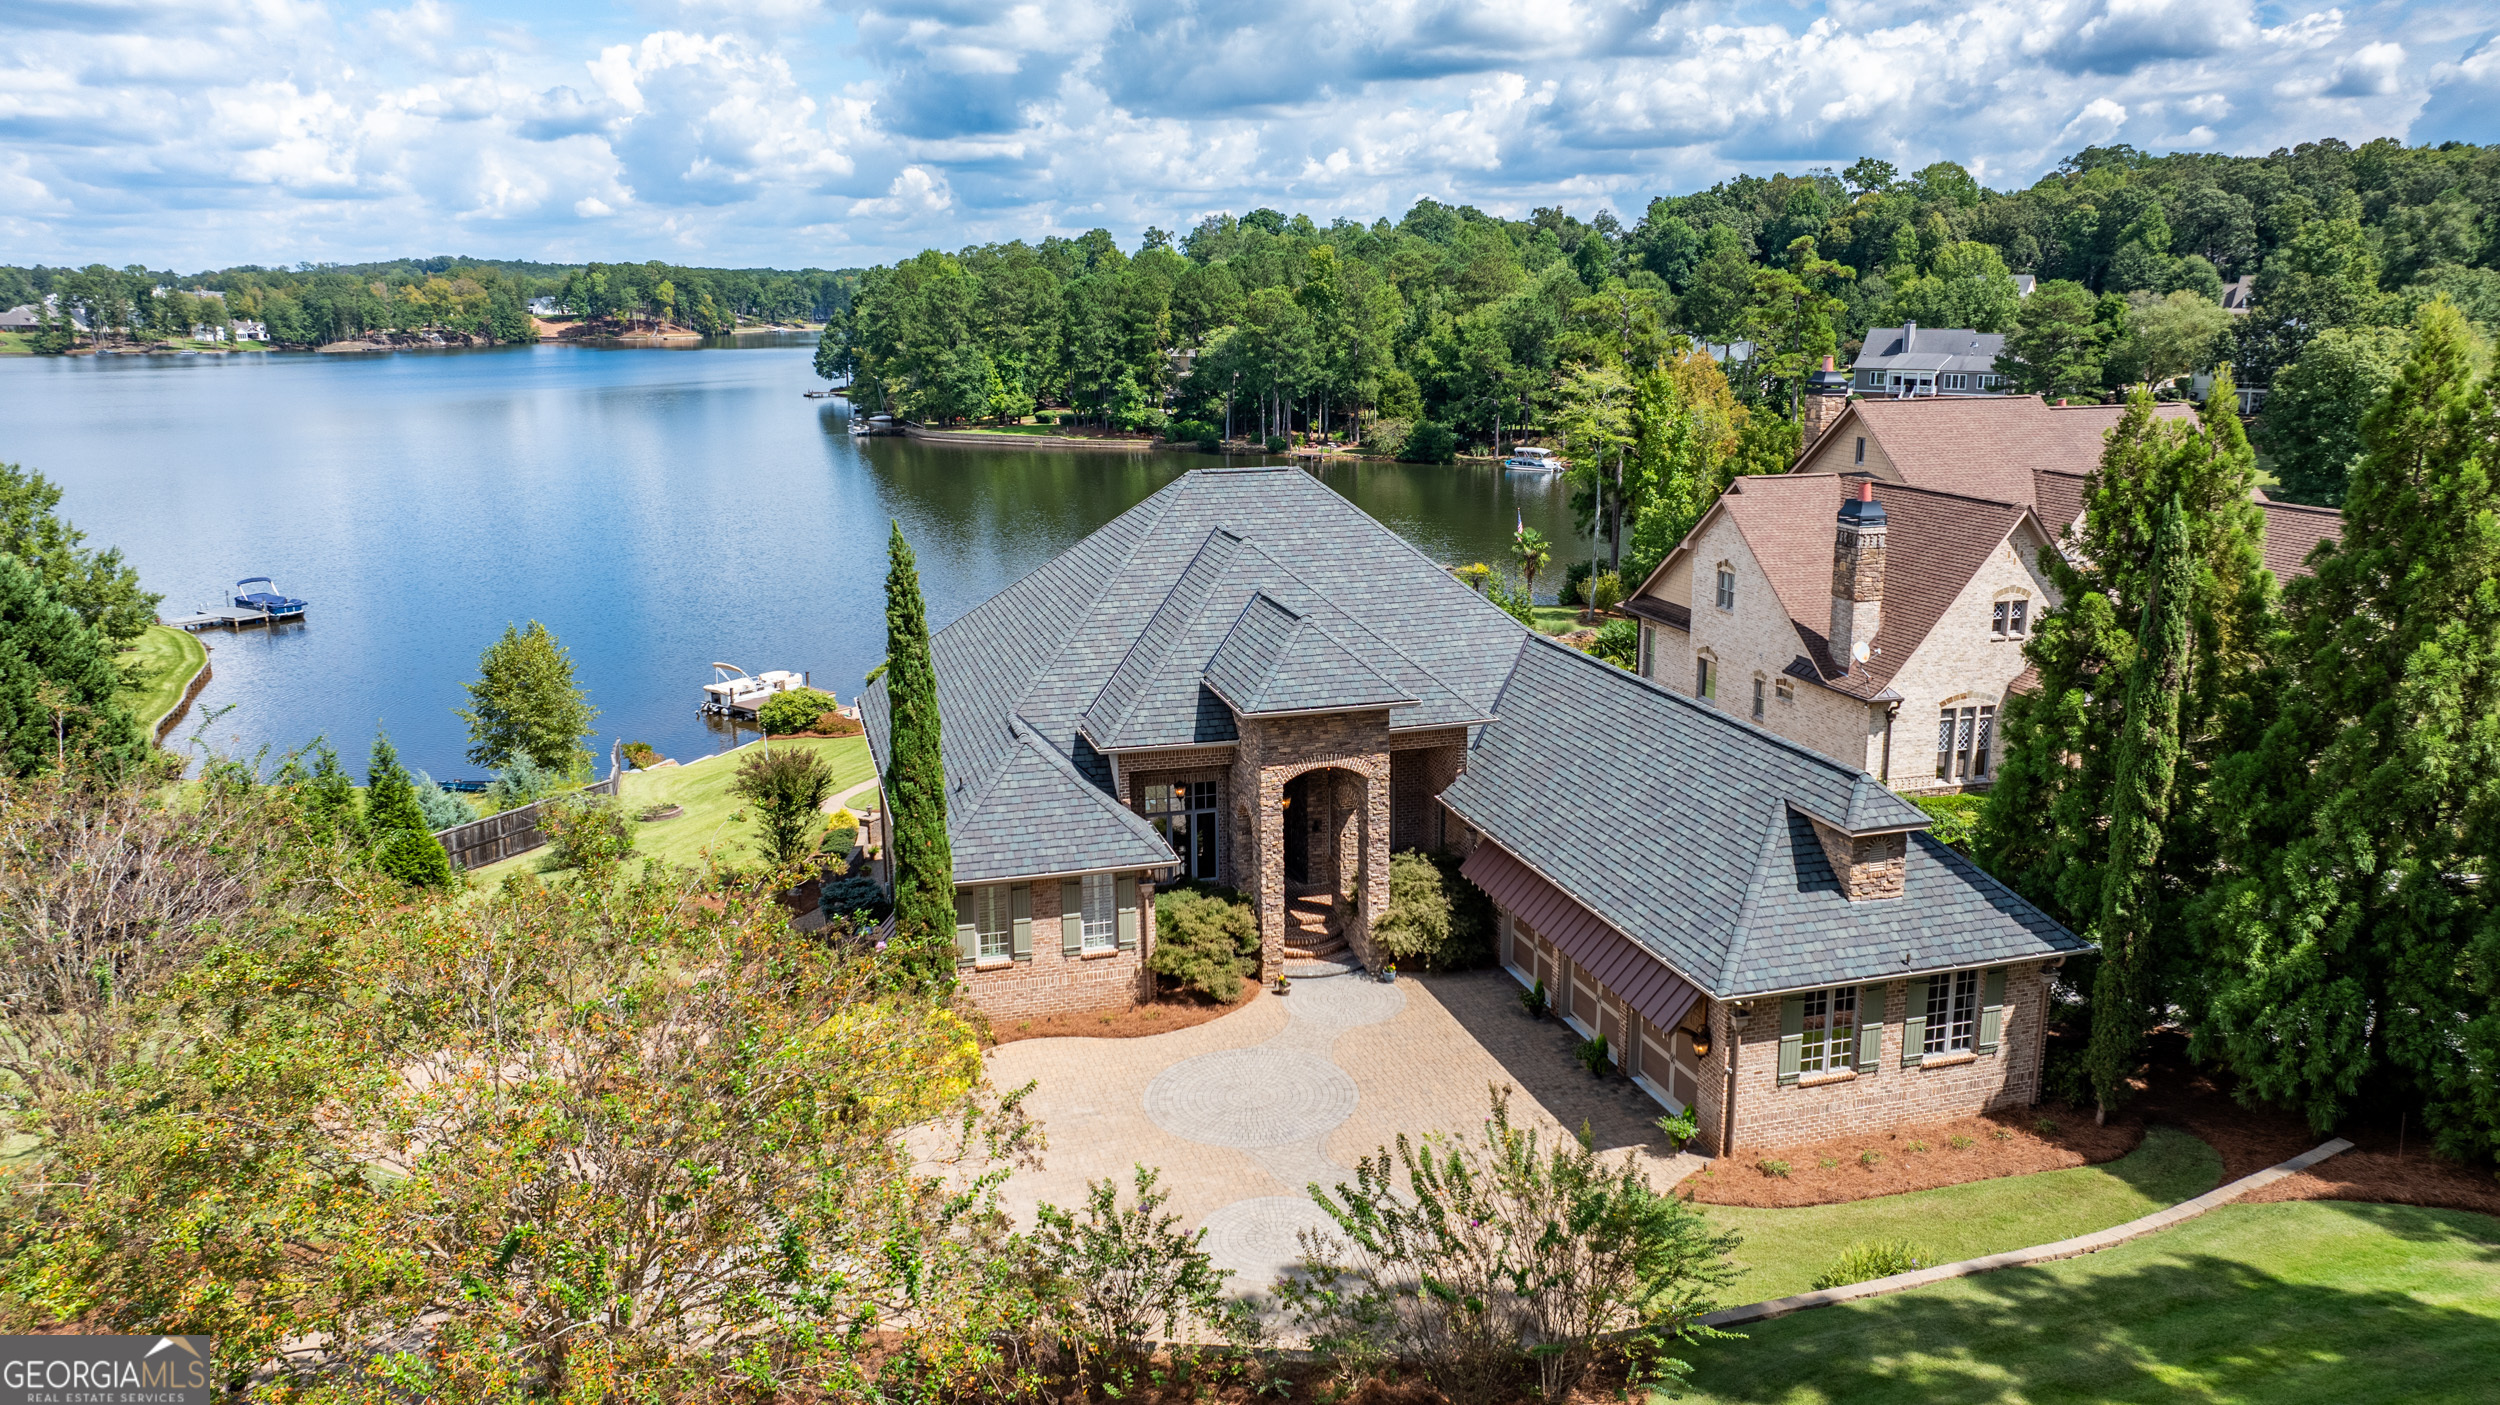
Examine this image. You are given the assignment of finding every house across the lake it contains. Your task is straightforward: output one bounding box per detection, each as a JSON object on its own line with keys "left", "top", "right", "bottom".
{"left": 862, "top": 467, "right": 2089, "bottom": 1155}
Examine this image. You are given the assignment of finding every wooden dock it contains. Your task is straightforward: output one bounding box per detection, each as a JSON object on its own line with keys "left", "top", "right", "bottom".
{"left": 166, "top": 607, "right": 302, "bottom": 631}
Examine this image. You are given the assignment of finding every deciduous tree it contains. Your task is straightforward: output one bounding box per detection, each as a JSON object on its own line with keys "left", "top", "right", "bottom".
{"left": 456, "top": 620, "right": 597, "bottom": 774}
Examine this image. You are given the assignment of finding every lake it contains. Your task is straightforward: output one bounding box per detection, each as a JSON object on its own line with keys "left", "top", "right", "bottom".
{"left": 0, "top": 339, "right": 1587, "bottom": 781}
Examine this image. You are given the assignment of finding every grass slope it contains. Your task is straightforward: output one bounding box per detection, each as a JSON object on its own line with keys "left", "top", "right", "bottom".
{"left": 117, "top": 625, "right": 208, "bottom": 738}
{"left": 468, "top": 736, "right": 874, "bottom": 886}
{"left": 1705, "top": 1126, "right": 2221, "bottom": 1303}
{"left": 1679, "top": 1200, "right": 2500, "bottom": 1404}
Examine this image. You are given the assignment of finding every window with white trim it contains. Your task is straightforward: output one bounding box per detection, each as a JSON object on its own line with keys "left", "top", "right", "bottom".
{"left": 1992, "top": 598, "right": 2030, "bottom": 638}
{"left": 1925, "top": 969, "right": 1979, "bottom": 1055}
{"left": 973, "top": 885, "right": 1011, "bottom": 960}
{"left": 1714, "top": 565, "right": 1736, "bottom": 611}
{"left": 1080, "top": 872, "right": 1117, "bottom": 951}
{"left": 1799, "top": 986, "right": 1858, "bottom": 1075}
{"left": 1752, "top": 676, "right": 1766, "bottom": 720}
{"left": 1937, "top": 704, "right": 1995, "bottom": 780}
{"left": 1939, "top": 372, "right": 1967, "bottom": 391}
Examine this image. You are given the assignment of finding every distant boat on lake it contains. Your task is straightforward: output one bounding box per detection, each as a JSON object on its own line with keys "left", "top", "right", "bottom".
{"left": 1503, "top": 446, "right": 1563, "bottom": 473}
{"left": 232, "top": 576, "right": 308, "bottom": 619}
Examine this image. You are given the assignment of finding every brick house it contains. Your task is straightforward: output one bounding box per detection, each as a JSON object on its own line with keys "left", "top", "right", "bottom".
{"left": 863, "top": 466, "right": 2087, "bottom": 1153}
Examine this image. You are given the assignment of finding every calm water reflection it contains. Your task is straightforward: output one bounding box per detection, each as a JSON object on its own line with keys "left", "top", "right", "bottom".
{"left": 0, "top": 340, "right": 1581, "bottom": 779}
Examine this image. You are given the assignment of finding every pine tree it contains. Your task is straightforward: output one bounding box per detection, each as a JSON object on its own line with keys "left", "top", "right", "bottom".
{"left": 2197, "top": 299, "right": 2500, "bottom": 1163}
{"left": 882, "top": 522, "right": 955, "bottom": 990}
{"left": 2086, "top": 497, "right": 2194, "bottom": 1119}
{"left": 297, "top": 739, "right": 367, "bottom": 848}
{"left": 0, "top": 553, "right": 143, "bottom": 777}
{"left": 367, "top": 732, "right": 454, "bottom": 890}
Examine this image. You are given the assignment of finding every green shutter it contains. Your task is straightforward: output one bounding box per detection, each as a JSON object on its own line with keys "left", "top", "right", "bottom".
{"left": 1011, "top": 884, "right": 1032, "bottom": 960}
{"left": 954, "top": 889, "right": 978, "bottom": 966}
{"left": 1977, "top": 967, "right": 2007, "bottom": 1054}
{"left": 1116, "top": 875, "right": 1139, "bottom": 951}
{"left": 1776, "top": 996, "right": 1804, "bottom": 1086}
{"left": 1855, "top": 984, "right": 1884, "bottom": 1073}
{"left": 1061, "top": 879, "right": 1083, "bottom": 956}
{"left": 1902, "top": 976, "right": 1929, "bottom": 1067}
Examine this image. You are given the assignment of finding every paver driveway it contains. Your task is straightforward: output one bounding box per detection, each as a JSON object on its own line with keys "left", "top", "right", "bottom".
{"left": 986, "top": 967, "right": 1707, "bottom": 1298}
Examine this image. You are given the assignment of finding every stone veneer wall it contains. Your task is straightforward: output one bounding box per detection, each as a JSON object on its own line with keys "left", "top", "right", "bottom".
{"left": 1232, "top": 711, "right": 1393, "bottom": 979}
{"left": 1718, "top": 964, "right": 2050, "bottom": 1153}
{"left": 1387, "top": 728, "right": 1469, "bottom": 853}
{"left": 961, "top": 874, "right": 1158, "bottom": 1022}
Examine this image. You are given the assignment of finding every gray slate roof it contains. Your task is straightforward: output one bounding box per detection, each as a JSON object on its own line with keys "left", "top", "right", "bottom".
{"left": 1204, "top": 593, "right": 1415, "bottom": 716}
{"left": 1852, "top": 324, "right": 2006, "bottom": 377}
{"left": 863, "top": 468, "right": 1530, "bottom": 885}
{"left": 1440, "top": 636, "right": 2084, "bottom": 998}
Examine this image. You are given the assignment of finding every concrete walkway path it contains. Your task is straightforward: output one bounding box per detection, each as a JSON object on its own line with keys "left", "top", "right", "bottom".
{"left": 987, "top": 968, "right": 1705, "bottom": 1300}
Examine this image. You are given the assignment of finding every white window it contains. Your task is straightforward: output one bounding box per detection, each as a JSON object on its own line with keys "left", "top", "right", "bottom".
{"left": 1800, "top": 986, "right": 1858, "bottom": 1076}
{"left": 973, "top": 885, "right": 1011, "bottom": 960}
{"left": 1925, "top": 970, "right": 1979, "bottom": 1055}
{"left": 1992, "top": 598, "right": 2030, "bottom": 638}
{"left": 1937, "top": 704, "right": 1995, "bottom": 780}
{"left": 1081, "top": 872, "right": 1117, "bottom": 951}
{"left": 1714, "top": 566, "right": 1735, "bottom": 611}
{"left": 1939, "top": 372, "right": 1967, "bottom": 391}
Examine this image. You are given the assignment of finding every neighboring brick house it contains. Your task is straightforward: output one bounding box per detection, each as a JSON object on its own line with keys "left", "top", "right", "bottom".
{"left": 1623, "top": 475, "right": 2061, "bottom": 793}
{"left": 864, "top": 466, "right": 2087, "bottom": 1154}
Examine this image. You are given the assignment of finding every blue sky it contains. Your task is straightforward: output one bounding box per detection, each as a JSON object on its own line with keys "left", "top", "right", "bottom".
{"left": 4, "top": 0, "right": 2496, "bottom": 270}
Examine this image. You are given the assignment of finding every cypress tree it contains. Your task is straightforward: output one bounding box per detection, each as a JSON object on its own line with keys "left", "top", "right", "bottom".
{"left": 1979, "top": 379, "right": 2268, "bottom": 946}
{"left": 881, "top": 521, "right": 955, "bottom": 990}
{"left": 367, "top": 732, "right": 454, "bottom": 890}
{"left": 2086, "top": 497, "right": 2195, "bottom": 1120}
{"left": 0, "top": 553, "right": 143, "bottom": 777}
{"left": 2197, "top": 299, "right": 2500, "bottom": 1163}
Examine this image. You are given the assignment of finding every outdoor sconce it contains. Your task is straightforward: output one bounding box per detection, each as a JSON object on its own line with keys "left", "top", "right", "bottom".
{"left": 1689, "top": 1033, "right": 1711, "bottom": 1058}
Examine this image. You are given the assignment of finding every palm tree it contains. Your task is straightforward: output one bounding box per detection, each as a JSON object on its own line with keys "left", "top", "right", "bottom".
{"left": 1512, "top": 526, "right": 1552, "bottom": 602}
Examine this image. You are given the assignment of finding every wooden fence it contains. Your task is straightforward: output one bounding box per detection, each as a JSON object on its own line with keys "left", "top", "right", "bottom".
{"left": 435, "top": 776, "right": 622, "bottom": 871}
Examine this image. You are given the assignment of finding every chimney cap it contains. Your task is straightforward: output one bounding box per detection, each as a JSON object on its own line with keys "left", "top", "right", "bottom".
{"left": 1839, "top": 479, "right": 1888, "bottom": 528}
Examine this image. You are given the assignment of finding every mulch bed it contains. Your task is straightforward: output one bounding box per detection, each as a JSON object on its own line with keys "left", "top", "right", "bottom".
{"left": 987, "top": 984, "right": 1261, "bottom": 1045}
{"left": 1678, "top": 1108, "right": 2142, "bottom": 1207}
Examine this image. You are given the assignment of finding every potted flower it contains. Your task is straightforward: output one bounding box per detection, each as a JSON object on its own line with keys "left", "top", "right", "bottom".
{"left": 1274, "top": 974, "right": 1292, "bottom": 995}
{"left": 1379, "top": 962, "right": 1398, "bottom": 984}
{"left": 1518, "top": 978, "right": 1550, "bottom": 1021}
{"left": 1656, "top": 1108, "right": 1699, "bottom": 1152}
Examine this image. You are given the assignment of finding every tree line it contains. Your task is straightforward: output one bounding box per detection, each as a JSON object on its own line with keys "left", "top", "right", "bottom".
{"left": 1979, "top": 299, "right": 2500, "bottom": 1171}
{"left": 826, "top": 138, "right": 2499, "bottom": 508}
{"left": 1, "top": 257, "right": 858, "bottom": 351}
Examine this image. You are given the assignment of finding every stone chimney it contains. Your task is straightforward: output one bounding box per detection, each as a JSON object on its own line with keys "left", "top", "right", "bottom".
{"left": 1807, "top": 817, "right": 1909, "bottom": 901}
{"left": 1799, "top": 354, "right": 1849, "bottom": 456}
{"left": 1829, "top": 479, "right": 1886, "bottom": 671}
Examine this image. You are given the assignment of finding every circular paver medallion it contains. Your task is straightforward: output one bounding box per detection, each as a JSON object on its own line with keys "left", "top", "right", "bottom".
{"left": 1143, "top": 1047, "right": 1358, "bottom": 1148}
{"left": 1196, "top": 1195, "right": 1343, "bottom": 1293}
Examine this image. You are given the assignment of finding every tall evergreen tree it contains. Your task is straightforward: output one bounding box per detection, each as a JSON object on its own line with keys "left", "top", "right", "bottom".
{"left": 2086, "top": 497, "right": 2195, "bottom": 1119}
{"left": 296, "top": 739, "right": 367, "bottom": 848}
{"left": 0, "top": 553, "right": 143, "bottom": 777}
{"left": 881, "top": 522, "right": 955, "bottom": 991}
{"left": 2196, "top": 300, "right": 2500, "bottom": 1164}
{"left": 366, "top": 732, "right": 454, "bottom": 890}
{"left": 1979, "top": 380, "right": 2269, "bottom": 950}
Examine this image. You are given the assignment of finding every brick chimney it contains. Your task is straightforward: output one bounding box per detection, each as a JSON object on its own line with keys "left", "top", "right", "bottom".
{"left": 1807, "top": 817, "right": 1909, "bottom": 900}
{"left": 1829, "top": 479, "right": 1886, "bottom": 671}
{"left": 1799, "top": 354, "right": 1849, "bottom": 458}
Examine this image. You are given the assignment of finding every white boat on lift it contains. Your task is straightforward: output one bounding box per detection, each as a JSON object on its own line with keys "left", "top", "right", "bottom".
{"left": 1503, "top": 445, "right": 1564, "bottom": 473}
{"left": 701, "top": 662, "right": 810, "bottom": 718}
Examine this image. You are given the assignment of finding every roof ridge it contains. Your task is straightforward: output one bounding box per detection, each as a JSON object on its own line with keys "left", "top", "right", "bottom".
{"left": 1218, "top": 512, "right": 1499, "bottom": 713}
{"left": 1079, "top": 523, "right": 1243, "bottom": 741}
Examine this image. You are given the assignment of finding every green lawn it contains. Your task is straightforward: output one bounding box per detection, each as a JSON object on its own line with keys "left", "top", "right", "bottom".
{"left": 1701, "top": 1126, "right": 2221, "bottom": 1303}
{"left": 1530, "top": 605, "right": 1589, "bottom": 636}
{"left": 117, "top": 624, "right": 208, "bottom": 739}
{"left": 466, "top": 736, "right": 876, "bottom": 887}
{"left": 1676, "top": 1200, "right": 2500, "bottom": 1404}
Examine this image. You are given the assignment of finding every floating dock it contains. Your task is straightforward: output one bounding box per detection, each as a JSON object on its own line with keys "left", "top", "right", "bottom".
{"left": 167, "top": 606, "right": 303, "bottom": 631}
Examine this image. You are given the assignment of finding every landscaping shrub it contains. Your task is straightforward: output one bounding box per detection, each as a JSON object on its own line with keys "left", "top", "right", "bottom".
{"left": 1486, "top": 572, "right": 1537, "bottom": 628}
{"left": 1913, "top": 792, "right": 1987, "bottom": 855}
{"left": 1576, "top": 1033, "right": 1614, "bottom": 1076}
{"left": 812, "top": 710, "right": 864, "bottom": 737}
{"left": 412, "top": 770, "right": 474, "bottom": 831}
{"left": 1811, "top": 1239, "right": 1932, "bottom": 1290}
{"left": 484, "top": 755, "right": 554, "bottom": 813}
{"left": 1519, "top": 977, "right": 1550, "bottom": 1019}
{"left": 1756, "top": 1158, "right": 1791, "bottom": 1178}
{"left": 1590, "top": 618, "right": 1639, "bottom": 668}
{"left": 1031, "top": 1165, "right": 1246, "bottom": 1386}
{"left": 1167, "top": 419, "right": 1216, "bottom": 444}
{"left": 757, "top": 687, "right": 840, "bottom": 735}
{"left": 1372, "top": 848, "right": 1495, "bottom": 970}
{"left": 541, "top": 793, "right": 634, "bottom": 870}
{"left": 731, "top": 744, "right": 841, "bottom": 870}
{"left": 818, "top": 866, "right": 888, "bottom": 929}
{"left": 1588, "top": 570, "right": 1626, "bottom": 613}
{"left": 620, "top": 740, "right": 660, "bottom": 770}
{"left": 1149, "top": 883, "right": 1259, "bottom": 1000}
{"left": 1657, "top": 1108, "right": 1699, "bottom": 1150}
{"left": 1264, "top": 434, "right": 1289, "bottom": 454}
{"left": 1561, "top": 559, "right": 1594, "bottom": 607}
{"left": 1400, "top": 419, "right": 1458, "bottom": 463}
{"left": 1283, "top": 1086, "right": 1741, "bottom": 1404}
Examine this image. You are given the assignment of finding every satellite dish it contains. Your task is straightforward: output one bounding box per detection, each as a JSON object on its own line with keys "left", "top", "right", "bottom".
{"left": 1851, "top": 639, "right": 1871, "bottom": 663}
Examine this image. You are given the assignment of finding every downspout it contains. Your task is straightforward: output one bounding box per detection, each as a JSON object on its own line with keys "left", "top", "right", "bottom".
{"left": 1718, "top": 1001, "right": 1739, "bottom": 1157}
{"left": 1881, "top": 700, "right": 1899, "bottom": 783}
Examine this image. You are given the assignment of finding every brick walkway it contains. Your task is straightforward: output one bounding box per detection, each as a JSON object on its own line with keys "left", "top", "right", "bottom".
{"left": 986, "top": 968, "right": 1706, "bottom": 1303}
